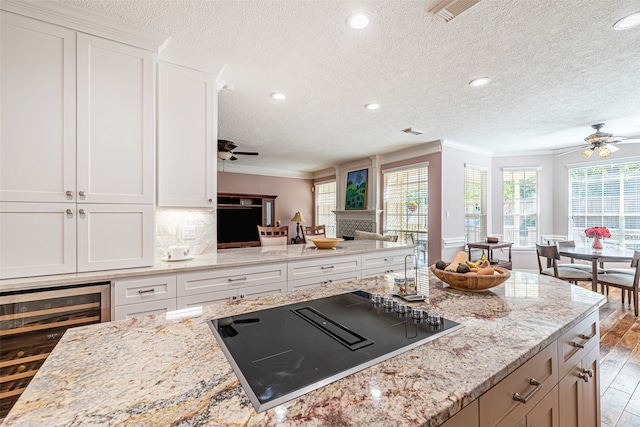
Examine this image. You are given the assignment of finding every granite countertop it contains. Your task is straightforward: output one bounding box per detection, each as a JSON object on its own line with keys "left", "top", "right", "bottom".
{"left": 3, "top": 269, "right": 605, "bottom": 426}
{"left": 0, "top": 240, "right": 412, "bottom": 293}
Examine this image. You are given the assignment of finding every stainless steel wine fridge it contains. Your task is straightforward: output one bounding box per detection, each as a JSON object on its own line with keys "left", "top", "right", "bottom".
{"left": 0, "top": 282, "right": 111, "bottom": 419}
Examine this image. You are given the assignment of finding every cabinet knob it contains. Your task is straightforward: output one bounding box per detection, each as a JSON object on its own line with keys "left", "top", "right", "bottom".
{"left": 208, "top": 198, "right": 213, "bottom": 203}
{"left": 79, "top": 209, "right": 86, "bottom": 215}
{"left": 66, "top": 209, "right": 73, "bottom": 215}
{"left": 79, "top": 191, "right": 86, "bottom": 197}
{"left": 578, "top": 372, "right": 590, "bottom": 382}
{"left": 581, "top": 368, "right": 594, "bottom": 378}
{"left": 240, "top": 294, "right": 245, "bottom": 299}
{"left": 66, "top": 190, "right": 73, "bottom": 197}
{"left": 231, "top": 296, "right": 237, "bottom": 300}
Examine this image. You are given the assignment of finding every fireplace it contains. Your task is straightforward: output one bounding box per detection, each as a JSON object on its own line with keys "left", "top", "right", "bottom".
{"left": 333, "top": 210, "right": 382, "bottom": 238}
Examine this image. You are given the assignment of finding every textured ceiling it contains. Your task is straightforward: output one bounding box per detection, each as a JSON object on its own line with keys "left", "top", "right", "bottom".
{"left": 61, "top": 0, "right": 640, "bottom": 175}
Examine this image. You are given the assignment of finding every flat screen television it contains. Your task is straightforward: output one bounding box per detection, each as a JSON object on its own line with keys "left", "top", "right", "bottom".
{"left": 217, "top": 207, "right": 262, "bottom": 244}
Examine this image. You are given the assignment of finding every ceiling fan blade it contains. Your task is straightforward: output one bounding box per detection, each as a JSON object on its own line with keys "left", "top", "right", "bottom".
{"left": 218, "top": 139, "right": 237, "bottom": 152}
{"left": 233, "top": 151, "right": 259, "bottom": 156}
{"left": 614, "top": 138, "right": 640, "bottom": 144}
{"left": 555, "top": 146, "right": 587, "bottom": 157}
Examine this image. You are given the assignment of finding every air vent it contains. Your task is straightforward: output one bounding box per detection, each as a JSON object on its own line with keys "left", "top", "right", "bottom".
{"left": 429, "top": 0, "right": 481, "bottom": 23}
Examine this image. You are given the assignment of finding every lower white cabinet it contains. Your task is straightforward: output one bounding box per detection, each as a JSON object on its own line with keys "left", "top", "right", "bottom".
{"left": 177, "top": 263, "right": 287, "bottom": 297}
{"left": 114, "top": 299, "right": 177, "bottom": 320}
{"left": 177, "top": 282, "right": 287, "bottom": 310}
{"left": 288, "top": 270, "right": 362, "bottom": 291}
{"left": 112, "top": 274, "right": 177, "bottom": 321}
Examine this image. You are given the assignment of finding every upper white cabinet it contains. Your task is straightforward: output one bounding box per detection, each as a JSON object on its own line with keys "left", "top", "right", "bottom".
{"left": 0, "top": 12, "right": 76, "bottom": 203}
{"left": 157, "top": 61, "right": 217, "bottom": 207}
{"left": 77, "top": 33, "right": 155, "bottom": 204}
{"left": 0, "top": 6, "right": 162, "bottom": 279}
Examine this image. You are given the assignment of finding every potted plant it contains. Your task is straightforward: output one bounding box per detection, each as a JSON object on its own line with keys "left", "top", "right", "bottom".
{"left": 407, "top": 201, "right": 418, "bottom": 212}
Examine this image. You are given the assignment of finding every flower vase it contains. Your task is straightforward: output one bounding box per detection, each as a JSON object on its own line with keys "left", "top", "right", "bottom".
{"left": 592, "top": 236, "right": 603, "bottom": 251}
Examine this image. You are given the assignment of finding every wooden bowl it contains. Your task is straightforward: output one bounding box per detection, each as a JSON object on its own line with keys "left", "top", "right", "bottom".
{"left": 308, "top": 237, "right": 344, "bottom": 249}
{"left": 429, "top": 264, "right": 511, "bottom": 292}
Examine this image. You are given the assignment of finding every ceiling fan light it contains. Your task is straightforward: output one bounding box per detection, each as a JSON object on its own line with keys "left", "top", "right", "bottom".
{"left": 614, "top": 12, "right": 640, "bottom": 30}
{"left": 598, "top": 146, "right": 612, "bottom": 158}
{"left": 582, "top": 148, "right": 594, "bottom": 158}
{"left": 217, "top": 151, "right": 233, "bottom": 160}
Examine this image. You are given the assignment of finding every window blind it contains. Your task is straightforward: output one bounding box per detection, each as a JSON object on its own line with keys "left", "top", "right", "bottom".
{"left": 569, "top": 161, "right": 640, "bottom": 249}
{"left": 464, "top": 167, "right": 487, "bottom": 243}
{"left": 383, "top": 166, "right": 428, "bottom": 245}
{"left": 315, "top": 181, "right": 337, "bottom": 238}
{"left": 503, "top": 169, "right": 539, "bottom": 247}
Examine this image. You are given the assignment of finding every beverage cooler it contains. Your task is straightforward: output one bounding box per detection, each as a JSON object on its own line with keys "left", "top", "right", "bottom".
{"left": 0, "top": 282, "right": 110, "bottom": 418}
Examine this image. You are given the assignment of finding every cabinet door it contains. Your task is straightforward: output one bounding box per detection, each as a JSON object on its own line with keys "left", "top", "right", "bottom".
{"left": 0, "top": 12, "right": 76, "bottom": 203}
{"left": 76, "top": 204, "right": 154, "bottom": 272}
{"left": 526, "top": 385, "right": 559, "bottom": 427}
{"left": 114, "top": 299, "right": 177, "bottom": 321}
{"left": 76, "top": 33, "right": 154, "bottom": 204}
{"left": 441, "top": 400, "right": 479, "bottom": 427}
{"left": 580, "top": 345, "right": 600, "bottom": 427}
{"left": 0, "top": 202, "right": 76, "bottom": 279}
{"left": 157, "top": 62, "right": 216, "bottom": 208}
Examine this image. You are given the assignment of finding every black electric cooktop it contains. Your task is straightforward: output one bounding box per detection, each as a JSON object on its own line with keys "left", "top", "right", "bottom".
{"left": 207, "top": 290, "right": 462, "bottom": 412}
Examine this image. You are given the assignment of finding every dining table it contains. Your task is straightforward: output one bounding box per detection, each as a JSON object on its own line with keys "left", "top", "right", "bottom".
{"left": 558, "top": 246, "right": 635, "bottom": 292}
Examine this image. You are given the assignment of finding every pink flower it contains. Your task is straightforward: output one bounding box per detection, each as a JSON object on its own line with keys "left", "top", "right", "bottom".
{"left": 585, "top": 226, "right": 611, "bottom": 239}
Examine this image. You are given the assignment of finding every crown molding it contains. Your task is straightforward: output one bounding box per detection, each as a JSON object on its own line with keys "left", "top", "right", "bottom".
{"left": 217, "top": 162, "right": 314, "bottom": 179}
{"left": 1, "top": 0, "right": 168, "bottom": 51}
{"left": 441, "top": 139, "right": 494, "bottom": 157}
{"left": 158, "top": 44, "right": 227, "bottom": 75}
{"left": 379, "top": 140, "right": 441, "bottom": 164}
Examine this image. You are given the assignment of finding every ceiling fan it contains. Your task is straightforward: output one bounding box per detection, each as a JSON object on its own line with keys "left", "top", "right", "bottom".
{"left": 217, "top": 139, "right": 259, "bottom": 161}
{"left": 556, "top": 123, "right": 640, "bottom": 158}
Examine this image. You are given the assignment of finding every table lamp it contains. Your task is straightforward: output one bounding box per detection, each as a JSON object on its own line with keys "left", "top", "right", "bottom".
{"left": 291, "top": 211, "right": 306, "bottom": 243}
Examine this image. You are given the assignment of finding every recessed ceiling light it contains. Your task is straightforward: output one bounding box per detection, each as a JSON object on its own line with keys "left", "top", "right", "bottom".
{"left": 347, "top": 13, "right": 369, "bottom": 29}
{"left": 614, "top": 12, "right": 640, "bottom": 30}
{"left": 364, "top": 103, "right": 379, "bottom": 110}
{"left": 469, "top": 77, "right": 491, "bottom": 87}
{"left": 270, "top": 92, "right": 286, "bottom": 100}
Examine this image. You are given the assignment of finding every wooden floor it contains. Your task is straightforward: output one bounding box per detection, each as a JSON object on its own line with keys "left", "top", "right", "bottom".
{"left": 583, "top": 283, "right": 640, "bottom": 426}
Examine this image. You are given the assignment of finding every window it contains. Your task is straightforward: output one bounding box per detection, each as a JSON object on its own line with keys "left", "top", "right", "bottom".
{"left": 315, "top": 181, "right": 336, "bottom": 237}
{"left": 383, "top": 165, "right": 428, "bottom": 246}
{"left": 569, "top": 161, "right": 640, "bottom": 249}
{"left": 464, "top": 166, "right": 487, "bottom": 243}
{"left": 503, "top": 168, "right": 539, "bottom": 247}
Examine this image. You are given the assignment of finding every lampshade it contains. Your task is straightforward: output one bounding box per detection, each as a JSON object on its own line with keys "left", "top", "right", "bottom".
{"left": 581, "top": 148, "right": 594, "bottom": 158}
{"left": 217, "top": 151, "right": 233, "bottom": 160}
{"left": 291, "top": 211, "right": 306, "bottom": 223}
{"left": 598, "top": 145, "right": 612, "bottom": 158}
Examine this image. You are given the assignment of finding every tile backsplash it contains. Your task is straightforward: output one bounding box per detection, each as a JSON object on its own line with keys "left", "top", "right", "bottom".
{"left": 155, "top": 209, "right": 217, "bottom": 258}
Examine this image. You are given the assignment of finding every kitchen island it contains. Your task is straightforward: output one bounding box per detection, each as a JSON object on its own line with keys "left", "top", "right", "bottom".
{"left": 2, "top": 270, "right": 604, "bottom": 426}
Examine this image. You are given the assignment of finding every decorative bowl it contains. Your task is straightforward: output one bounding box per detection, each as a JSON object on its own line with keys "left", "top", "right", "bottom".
{"left": 429, "top": 265, "right": 511, "bottom": 292}
{"left": 308, "top": 237, "right": 344, "bottom": 249}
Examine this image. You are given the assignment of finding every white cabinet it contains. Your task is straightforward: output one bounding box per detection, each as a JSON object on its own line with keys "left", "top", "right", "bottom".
{"left": 112, "top": 274, "right": 177, "bottom": 320}
{"left": 0, "top": 12, "right": 156, "bottom": 278}
{"left": 0, "top": 203, "right": 76, "bottom": 279}
{"left": 77, "top": 204, "right": 154, "bottom": 272}
{"left": 176, "top": 263, "right": 287, "bottom": 308}
{"left": 157, "top": 61, "right": 216, "bottom": 208}
{"left": 76, "top": 33, "right": 154, "bottom": 204}
{"left": 287, "top": 255, "right": 361, "bottom": 290}
{"left": 1, "top": 12, "right": 76, "bottom": 203}
{"left": 361, "top": 248, "right": 412, "bottom": 278}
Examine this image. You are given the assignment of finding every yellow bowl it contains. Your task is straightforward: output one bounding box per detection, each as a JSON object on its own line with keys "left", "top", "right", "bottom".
{"left": 308, "top": 237, "right": 344, "bottom": 249}
{"left": 429, "top": 264, "right": 511, "bottom": 292}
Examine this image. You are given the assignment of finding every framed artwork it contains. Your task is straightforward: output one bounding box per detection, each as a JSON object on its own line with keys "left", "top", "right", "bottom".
{"left": 345, "top": 168, "right": 368, "bottom": 210}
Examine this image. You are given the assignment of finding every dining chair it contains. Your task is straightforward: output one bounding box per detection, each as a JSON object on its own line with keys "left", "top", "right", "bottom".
{"left": 597, "top": 250, "right": 640, "bottom": 316}
{"left": 257, "top": 225, "right": 288, "bottom": 246}
{"left": 555, "top": 240, "right": 604, "bottom": 274}
{"left": 301, "top": 225, "right": 326, "bottom": 243}
{"left": 535, "top": 244, "right": 593, "bottom": 285}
